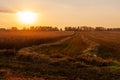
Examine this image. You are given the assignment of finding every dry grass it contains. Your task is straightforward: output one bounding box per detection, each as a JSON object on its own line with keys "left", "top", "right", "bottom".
{"left": 1, "top": 31, "right": 120, "bottom": 80}
{"left": 0, "top": 31, "right": 74, "bottom": 49}
{"left": 81, "top": 31, "right": 120, "bottom": 61}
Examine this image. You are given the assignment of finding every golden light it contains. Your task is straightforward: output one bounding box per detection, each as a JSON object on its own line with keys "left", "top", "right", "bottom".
{"left": 17, "top": 11, "right": 37, "bottom": 24}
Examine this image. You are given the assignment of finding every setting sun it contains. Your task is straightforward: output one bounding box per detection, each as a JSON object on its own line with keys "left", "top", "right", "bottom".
{"left": 17, "top": 11, "right": 37, "bottom": 24}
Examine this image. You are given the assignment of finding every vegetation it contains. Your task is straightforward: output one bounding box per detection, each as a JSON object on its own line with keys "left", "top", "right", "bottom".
{"left": 0, "top": 31, "right": 74, "bottom": 49}
{"left": 0, "top": 31, "right": 120, "bottom": 80}
{"left": 1, "top": 26, "right": 120, "bottom": 31}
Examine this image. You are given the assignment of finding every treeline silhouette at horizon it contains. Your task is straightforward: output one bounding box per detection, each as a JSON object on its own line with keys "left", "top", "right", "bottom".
{"left": 0, "top": 26, "right": 120, "bottom": 31}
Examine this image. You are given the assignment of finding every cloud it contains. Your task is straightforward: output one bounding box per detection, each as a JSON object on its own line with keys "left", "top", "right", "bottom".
{"left": 0, "top": 9, "right": 16, "bottom": 13}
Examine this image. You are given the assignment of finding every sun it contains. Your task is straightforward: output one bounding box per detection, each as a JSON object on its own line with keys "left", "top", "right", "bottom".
{"left": 17, "top": 11, "right": 37, "bottom": 24}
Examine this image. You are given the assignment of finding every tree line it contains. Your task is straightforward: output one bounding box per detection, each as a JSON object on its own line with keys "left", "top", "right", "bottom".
{"left": 65, "top": 26, "right": 120, "bottom": 31}
{"left": 0, "top": 26, "right": 120, "bottom": 31}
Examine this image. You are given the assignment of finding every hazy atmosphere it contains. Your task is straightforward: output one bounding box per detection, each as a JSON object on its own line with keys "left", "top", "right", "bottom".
{"left": 1, "top": 0, "right": 120, "bottom": 80}
{"left": 0, "top": 0, "right": 120, "bottom": 28}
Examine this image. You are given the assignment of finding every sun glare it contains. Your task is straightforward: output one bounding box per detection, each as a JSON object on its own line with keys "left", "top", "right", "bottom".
{"left": 17, "top": 11, "right": 37, "bottom": 24}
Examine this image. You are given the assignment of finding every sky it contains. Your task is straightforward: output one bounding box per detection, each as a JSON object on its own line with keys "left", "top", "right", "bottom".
{"left": 0, "top": 0, "right": 120, "bottom": 28}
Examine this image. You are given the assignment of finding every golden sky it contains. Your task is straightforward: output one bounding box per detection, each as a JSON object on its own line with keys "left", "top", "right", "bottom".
{"left": 0, "top": 0, "right": 120, "bottom": 28}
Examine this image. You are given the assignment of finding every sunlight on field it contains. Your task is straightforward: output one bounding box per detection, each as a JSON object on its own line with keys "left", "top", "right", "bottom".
{"left": 0, "top": 31, "right": 74, "bottom": 49}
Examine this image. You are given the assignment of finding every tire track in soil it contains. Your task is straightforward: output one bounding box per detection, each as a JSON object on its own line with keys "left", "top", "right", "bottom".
{"left": 18, "top": 32, "right": 100, "bottom": 58}
{"left": 81, "top": 35, "right": 100, "bottom": 57}
{"left": 18, "top": 35, "right": 73, "bottom": 57}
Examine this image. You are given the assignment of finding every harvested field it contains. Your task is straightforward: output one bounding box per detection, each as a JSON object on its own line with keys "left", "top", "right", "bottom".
{"left": 1, "top": 31, "right": 120, "bottom": 80}
{"left": 0, "top": 31, "right": 74, "bottom": 49}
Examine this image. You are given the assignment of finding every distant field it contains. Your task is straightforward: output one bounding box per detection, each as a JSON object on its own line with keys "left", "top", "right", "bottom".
{"left": 0, "top": 31, "right": 74, "bottom": 49}
{"left": 1, "top": 31, "right": 120, "bottom": 80}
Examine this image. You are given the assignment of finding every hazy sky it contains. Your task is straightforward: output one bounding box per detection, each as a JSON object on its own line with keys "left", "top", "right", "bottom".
{"left": 0, "top": 0, "right": 120, "bottom": 28}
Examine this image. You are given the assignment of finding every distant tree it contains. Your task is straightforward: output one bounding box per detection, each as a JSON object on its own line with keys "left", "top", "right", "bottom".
{"left": 60, "top": 28, "right": 63, "bottom": 31}
{"left": 0, "top": 28, "right": 6, "bottom": 31}
{"left": 95, "top": 27, "right": 106, "bottom": 31}
{"left": 30, "top": 26, "right": 35, "bottom": 30}
{"left": 11, "top": 27, "right": 18, "bottom": 31}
